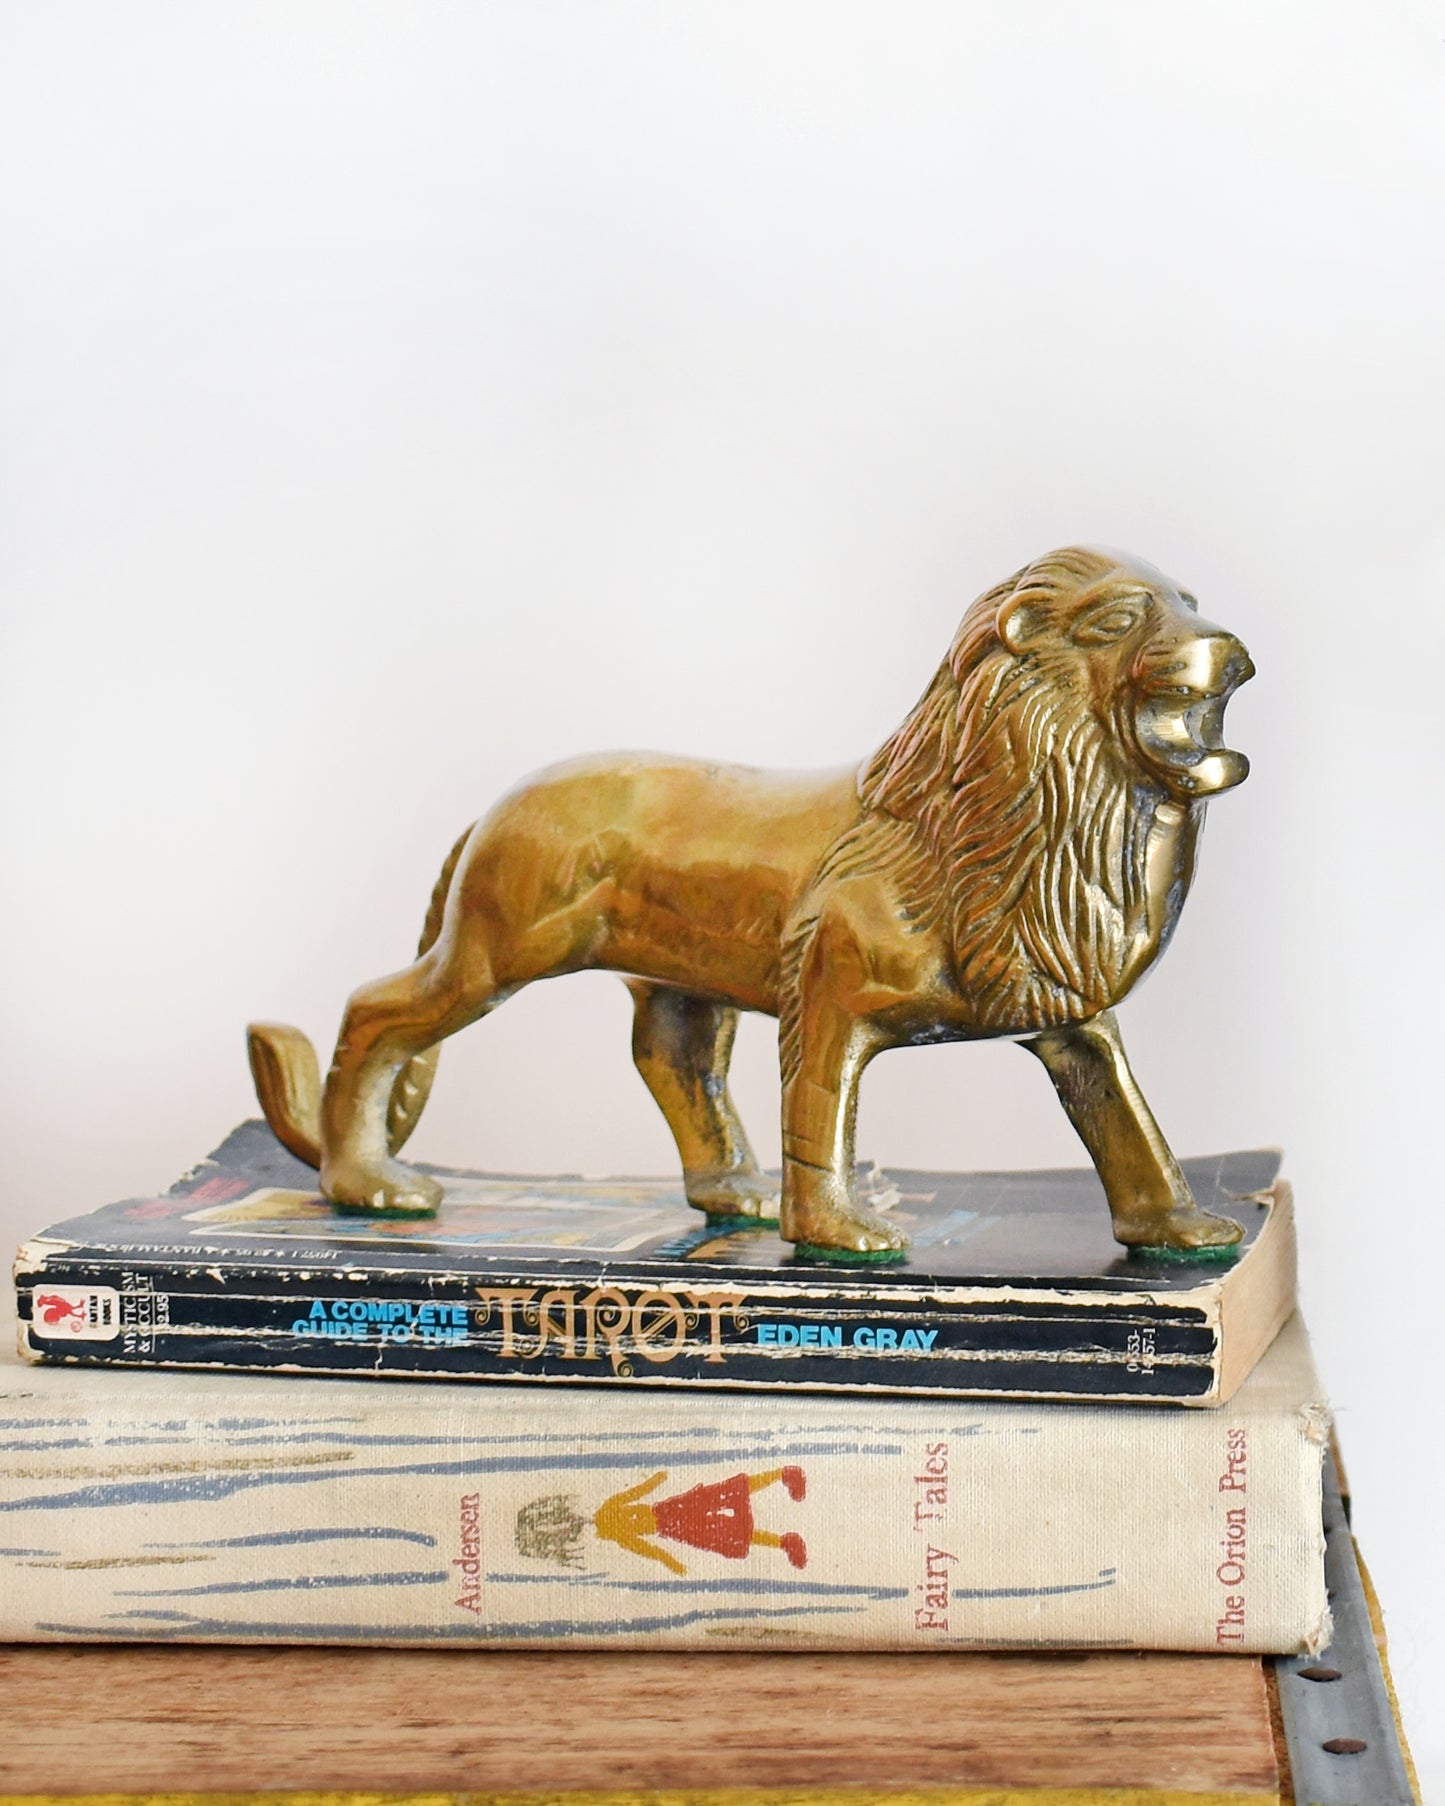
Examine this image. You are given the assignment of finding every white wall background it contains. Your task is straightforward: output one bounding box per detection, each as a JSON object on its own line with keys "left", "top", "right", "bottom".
{"left": 2, "top": 0, "right": 1441, "bottom": 1784}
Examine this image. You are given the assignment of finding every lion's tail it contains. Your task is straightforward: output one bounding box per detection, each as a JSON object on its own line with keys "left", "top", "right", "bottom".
{"left": 247, "top": 826, "right": 474, "bottom": 1169}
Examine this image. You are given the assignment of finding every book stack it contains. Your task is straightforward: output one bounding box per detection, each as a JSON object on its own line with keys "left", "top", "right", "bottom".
{"left": 6, "top": 1124, "right": 1328, "bottom": 1655}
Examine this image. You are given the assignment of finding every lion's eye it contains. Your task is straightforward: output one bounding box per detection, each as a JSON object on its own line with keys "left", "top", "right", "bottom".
{"left": 1074, "top": 607, "right": 1142, "bottom": 646}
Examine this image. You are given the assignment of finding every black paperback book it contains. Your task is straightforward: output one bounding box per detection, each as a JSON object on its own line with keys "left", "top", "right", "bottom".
{"left": 13, "top": 1121, "right": 1295, "bottom": 1405}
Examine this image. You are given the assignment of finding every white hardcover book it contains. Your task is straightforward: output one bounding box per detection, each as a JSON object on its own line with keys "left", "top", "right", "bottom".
{"left": 0, "top": 1304, "right": 1329, "bottom": 1653}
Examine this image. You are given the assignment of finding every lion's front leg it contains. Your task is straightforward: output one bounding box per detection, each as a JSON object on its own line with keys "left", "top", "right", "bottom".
{"left": 778, "top": 960, "right": 906, "bottom": 1259}
{"left": 627, "top": 980, "right": 779, "bottom": 1221}
{"left": 1026, "top": 1010, "right": 1243, "bottom": 1251}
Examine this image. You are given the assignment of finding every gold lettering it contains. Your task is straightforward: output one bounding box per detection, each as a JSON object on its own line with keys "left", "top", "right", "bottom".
{"left": 473, "top": 1287, "right": 537, "bottom": 1357}
{"left": 580, "top": 1287, "right": 634, "bottom": 1375}
{"left": 533, "top": 1288, "right": 580, "bottom": 1359}
{"left": 631, "top": 1289, "right": 689, "bottom": 1364}
{"left": 682, "top": 1289, "right": 747, "bottom": 1364}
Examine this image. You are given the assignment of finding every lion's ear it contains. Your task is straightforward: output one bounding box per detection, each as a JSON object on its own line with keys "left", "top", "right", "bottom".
{"left": 996, "top": 589, "right": 1050, "bottom": 653}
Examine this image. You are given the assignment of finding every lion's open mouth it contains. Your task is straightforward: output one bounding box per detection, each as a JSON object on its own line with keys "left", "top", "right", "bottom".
{"left": 1132, "top": 643, "right": 1253, "bottom": 799}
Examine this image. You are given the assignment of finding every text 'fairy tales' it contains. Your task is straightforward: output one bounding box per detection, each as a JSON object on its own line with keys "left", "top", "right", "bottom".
{"left": 912, "top": 1440, "right": 956, "bottom": 1633}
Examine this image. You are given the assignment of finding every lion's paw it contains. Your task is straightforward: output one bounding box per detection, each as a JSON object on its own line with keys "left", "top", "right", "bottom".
{"left": 782, "top": 1181, "right": 910, "bottom": 1261}
{"left": 686, "top": 1167, "right": 782, "bottom": 1223}
{"left": 1116, "top": 1205, "right": 1245, "bottom": 1254}
{"left": 323, "top": 1158, "right": 444, "bottom": 1219}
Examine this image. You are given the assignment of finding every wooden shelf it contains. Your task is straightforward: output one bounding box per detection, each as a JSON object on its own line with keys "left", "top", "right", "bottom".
{"left": 0, "top": 1643, "right": 1282, "bottom": 1803}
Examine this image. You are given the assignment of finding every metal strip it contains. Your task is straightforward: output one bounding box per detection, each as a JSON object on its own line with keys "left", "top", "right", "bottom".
{"left": 1274, "top": 1452, "right": 1416, "bottom": 1804}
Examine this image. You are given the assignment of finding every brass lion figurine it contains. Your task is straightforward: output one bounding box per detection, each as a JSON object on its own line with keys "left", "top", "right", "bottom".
{"left": 249, "top": 546, "right": 1253, "bottom": 1258}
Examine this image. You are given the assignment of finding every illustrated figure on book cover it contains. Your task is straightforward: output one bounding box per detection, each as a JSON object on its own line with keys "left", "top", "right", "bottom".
{"left": 517, "top": 1466, "right": 810, "bottom": 1576}
{"left": 248, "top": 546, "right": 1252, "bottom": 1259}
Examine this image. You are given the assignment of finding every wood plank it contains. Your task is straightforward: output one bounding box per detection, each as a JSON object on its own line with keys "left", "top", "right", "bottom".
{"left": 0, "top": 1644, "right": 1280, "bottom": 1799}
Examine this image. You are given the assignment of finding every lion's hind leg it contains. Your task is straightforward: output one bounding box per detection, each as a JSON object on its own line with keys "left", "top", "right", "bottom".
{"left": 246, "top": 1020, "right": 444, "bottom": 1173}
{"left": 319, "top": 943, "right": 498, "bottom": 1217}
{"left": 627, "top": 981, "right": 780, "bottom": 1222}
{"left": 251, "top": 826, "right": 473, "bottom": 1187}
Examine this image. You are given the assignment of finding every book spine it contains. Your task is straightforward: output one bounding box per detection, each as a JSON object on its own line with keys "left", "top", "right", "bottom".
{"left": 0, "top": 1365, "right": 1327, "bottom": 1653}
{"left": 14, "top": 1255, "right": 1221, "bottom": 1402}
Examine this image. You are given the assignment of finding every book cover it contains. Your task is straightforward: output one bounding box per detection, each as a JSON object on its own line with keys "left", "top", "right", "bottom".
{"left": 0, "top": 1300, "right": 1330, "bottom": 1654}
{"left": 14, "top": 1120, "right": 1295, "bottom": 1405}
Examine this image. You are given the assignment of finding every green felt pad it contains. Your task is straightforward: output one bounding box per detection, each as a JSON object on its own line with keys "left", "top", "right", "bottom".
{"left": 792, "top": 1242, "right": 910, "bottom": 1267}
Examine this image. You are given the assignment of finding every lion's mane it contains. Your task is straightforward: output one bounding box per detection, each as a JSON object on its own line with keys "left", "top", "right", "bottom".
{"left": 781, "top": 548, "right": 1160, "bottom": 1074}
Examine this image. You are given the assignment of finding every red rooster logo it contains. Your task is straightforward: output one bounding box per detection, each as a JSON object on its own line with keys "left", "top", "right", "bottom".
{"left": 35, "top": 1292, "right": 87, "bottom": 1326}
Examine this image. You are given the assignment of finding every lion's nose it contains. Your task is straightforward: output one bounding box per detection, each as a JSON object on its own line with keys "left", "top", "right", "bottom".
{"left": 1153, "top": 630, "right": 1253, "bottom": 696}
{"left": 1222, "top": 638, "right": 1255, "bottom": 690}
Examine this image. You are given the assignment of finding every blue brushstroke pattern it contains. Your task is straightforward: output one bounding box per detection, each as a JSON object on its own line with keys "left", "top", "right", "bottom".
{"left": 103, "top": 1436, "right": 201, "bottom": 1447}
{"left": 221, "top": 1425, "right": 911, "bottom": 1450}
{"left": 0, "top": 1439, "right": 902, "bottom": 1514}
{"left": 217, "top": 1422, "right": 1022, "bottom": 1450}
{"left": 485, "top": 1571, "right": 904, "bottom": 1600}
{"left": 953, "top": 1574, "right": 1117, "bottom": 1599}
{"left": 146, "top": 1527, "right": 437, "bottom": 1551}
{"left": 214, "top": 1416, "right": 361, "bottom": 1430}
{"left": 114, "top": 1568, "right": 448, "bottom": 1597}
{"left": 38, "top": 1601, "right": 863, "bottom": 1641}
